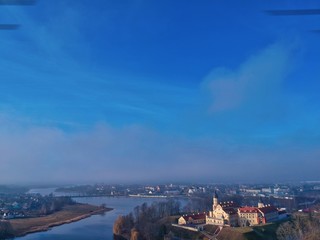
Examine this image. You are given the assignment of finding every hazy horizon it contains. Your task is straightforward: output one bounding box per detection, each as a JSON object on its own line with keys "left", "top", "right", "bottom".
{"left": 1, "top": 1, "right": 320, "bottom": 184}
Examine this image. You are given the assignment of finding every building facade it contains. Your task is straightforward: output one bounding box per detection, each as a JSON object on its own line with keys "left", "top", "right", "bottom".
{"left": 178, "top": 213, "right": 206, "bottom": 225}
{"left": 238, "top": 200, "right": 279, "bottom": 226}
{"left": 238, "top": 207, "right": 260, "bottom": 227}
{"left": 206, "top": 191, "right": 239, "bottom": 227}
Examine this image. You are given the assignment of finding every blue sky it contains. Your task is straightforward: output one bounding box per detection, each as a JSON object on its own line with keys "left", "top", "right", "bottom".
{"left": 0, "top": 0, "right": 319, "bottom": 184}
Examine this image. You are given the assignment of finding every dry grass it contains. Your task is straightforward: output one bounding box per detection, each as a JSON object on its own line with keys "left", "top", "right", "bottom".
{"left": 234, "top": 226, "right": 254, "bottom": 233}
{"left": 218, "top": 228, "right": 248, "bottom": 240}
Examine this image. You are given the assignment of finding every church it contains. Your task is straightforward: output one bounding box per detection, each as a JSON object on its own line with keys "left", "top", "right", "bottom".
{"left": 206, "top": 193, "right": 279, "bottom": 227}
{"left": 178, "top": 191, "right": 281, "bottom": 228}
{"left": 206, "top": 191, "right": 239, "bottom": 227}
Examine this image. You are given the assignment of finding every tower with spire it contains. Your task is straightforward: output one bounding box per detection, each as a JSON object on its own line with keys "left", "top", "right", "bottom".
{"left": 213, "top": 190, "right": 218, "bottom": 210}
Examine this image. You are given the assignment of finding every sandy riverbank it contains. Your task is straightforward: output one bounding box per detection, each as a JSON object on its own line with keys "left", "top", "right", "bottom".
{"left": 7, "top": 203, "right": 113, "bottom": 238}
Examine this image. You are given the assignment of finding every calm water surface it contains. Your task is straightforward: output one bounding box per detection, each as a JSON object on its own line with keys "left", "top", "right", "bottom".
{"left": 16, "top": 192, "right": 168, "bottom": 240}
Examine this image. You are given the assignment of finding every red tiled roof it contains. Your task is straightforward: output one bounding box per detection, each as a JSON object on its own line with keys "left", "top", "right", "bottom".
{"left": 258, "top": 206, "right": 278, "bottom": 214}
{"left": 239, "top": 207, "right": 259, "bottom": 213}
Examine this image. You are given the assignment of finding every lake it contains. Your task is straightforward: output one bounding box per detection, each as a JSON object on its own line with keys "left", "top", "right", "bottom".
{"left": 16, "top": 191, "right": 176, "bottom": 240}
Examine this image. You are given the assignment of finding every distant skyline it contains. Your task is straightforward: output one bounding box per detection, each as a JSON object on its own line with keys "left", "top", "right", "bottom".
{"left": 0, "top": 0, "right": 320, "bottom": 184}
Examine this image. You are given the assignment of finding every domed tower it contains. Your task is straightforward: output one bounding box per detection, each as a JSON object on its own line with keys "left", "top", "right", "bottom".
{"left": 213, "top": 190, "right": 219, "bottom": 210}
{"left": 258, "top": 197, "right": 264, "bottom": 208}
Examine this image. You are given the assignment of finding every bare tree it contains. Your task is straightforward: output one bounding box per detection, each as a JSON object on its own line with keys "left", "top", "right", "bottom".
{"left": 113, "top": 215, "right": 125, "bottom": 235}
{"left": 276, "top": 222, "right": 301, "bottom": 240}
{"left": 277, "top": 213, "right": 320, "bottom": 240}
{"left": 130, "top": 228, "right": 141, "bottom": 240}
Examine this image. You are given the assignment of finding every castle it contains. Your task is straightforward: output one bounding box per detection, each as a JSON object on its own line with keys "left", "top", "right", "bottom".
{"left": 178, "top": 191, "right": 281, "bottom": 227}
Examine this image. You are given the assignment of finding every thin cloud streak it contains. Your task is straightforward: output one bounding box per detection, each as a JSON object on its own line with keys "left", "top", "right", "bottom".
{"left": 0, "top": 4, "right": 195, "bottom": 128}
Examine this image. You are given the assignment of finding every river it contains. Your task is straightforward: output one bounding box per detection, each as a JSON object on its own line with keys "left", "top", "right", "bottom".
{"left": 15, "top": 189, "right": 177, "bottom": 240}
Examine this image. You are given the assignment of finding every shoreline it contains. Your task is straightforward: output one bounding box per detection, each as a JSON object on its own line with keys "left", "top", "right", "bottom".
{"left": 8, "top": 204, "right": 113, "bottom": 238}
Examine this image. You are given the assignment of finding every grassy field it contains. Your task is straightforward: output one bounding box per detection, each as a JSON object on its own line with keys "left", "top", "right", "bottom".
{"left": 8, "top": 204, "right": 112, "bottom": 237}
{"left": 217, "top": 221, "right": 283, "bottom": 240}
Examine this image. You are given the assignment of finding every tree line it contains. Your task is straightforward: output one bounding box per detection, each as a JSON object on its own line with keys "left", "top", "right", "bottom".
{"left": 113, "top": 199, "right": 181, "bottom": 240}
{"left": 39, "top": 196, "right": 75, "bottom": 215}
{"left": 276, "top": 212, "right": 320, "bottom": 240}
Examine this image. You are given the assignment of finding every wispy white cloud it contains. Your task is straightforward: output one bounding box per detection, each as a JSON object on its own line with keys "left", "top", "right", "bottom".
{"left": 0, "top": 5, "right": 194, "bottom": 128}
{"left": 204, "top": 42, "right": 292, "bottom": 112}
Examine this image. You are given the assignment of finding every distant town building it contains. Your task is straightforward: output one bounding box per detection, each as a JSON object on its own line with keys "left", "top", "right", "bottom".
{"left": 261, "top": 188, "right": 273, "bottom": 193}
